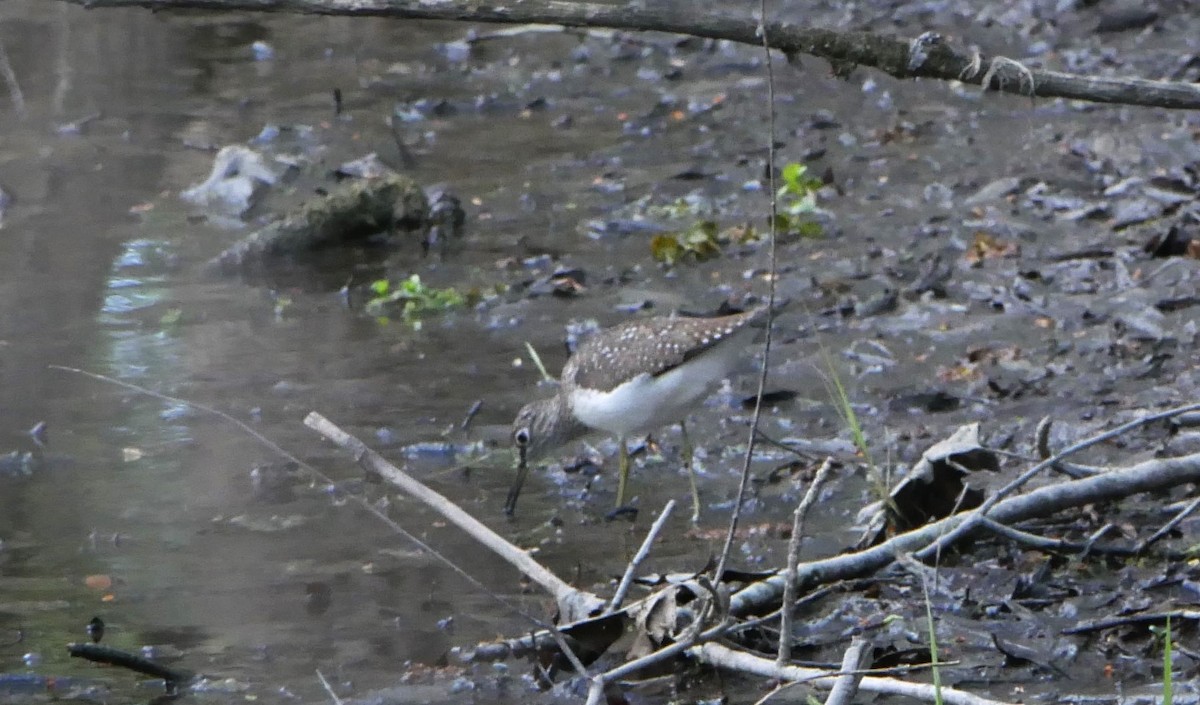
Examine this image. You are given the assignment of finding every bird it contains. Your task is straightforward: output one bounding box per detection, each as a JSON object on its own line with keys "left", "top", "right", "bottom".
{"left": 505, "top": 306, "right": 765, "bottom": 520}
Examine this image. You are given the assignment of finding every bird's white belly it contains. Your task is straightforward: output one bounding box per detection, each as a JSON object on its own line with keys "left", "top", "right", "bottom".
{"left": 569, "top": 327, "right": 751, "bottom": 436}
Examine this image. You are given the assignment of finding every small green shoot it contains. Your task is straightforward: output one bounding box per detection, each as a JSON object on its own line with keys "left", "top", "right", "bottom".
{"left": 1151, "top": 616, "right": 1173, "bottom": 705}
{"left": 775, "top": 162, "right": 824, "bottom": 238}
{"left": 523, "top": 342, "right": 554, "bottom": 384}
{"left": 816, "top": 343, "right": 891, "bottom": 493}
{"left": 923, "top": 583, "right": 944, "bottom": 705}
{"left": 1165, "top": 615, "right": 1173, "bottom": 705}
{"left": 648, "top": 163, "right": 822, "bottom": 265}
{"left": 364, "top": 274, "right": 467, "bottom": 322}
{"left": 823, "top": 351, "right": 868, "bottom": 459}
{"left": 650, "top": 221, "right": 725, "bottom": 265}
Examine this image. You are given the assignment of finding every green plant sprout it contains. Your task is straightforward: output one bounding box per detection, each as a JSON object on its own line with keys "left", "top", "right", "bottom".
{"left": 649, "top": 161, "right": 823, "bottom": 265}
{"left": 365, "top": 274, "right": 467, "bottom": 322}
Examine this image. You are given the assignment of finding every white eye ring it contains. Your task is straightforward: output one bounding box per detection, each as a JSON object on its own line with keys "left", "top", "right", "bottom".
{"left": 514, "top": 428, "right": 531, "bottom": 446}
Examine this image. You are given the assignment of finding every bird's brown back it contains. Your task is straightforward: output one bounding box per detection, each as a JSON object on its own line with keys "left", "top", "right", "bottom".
{"left": 564, "top": 308, "right": 764, "bottom": 393}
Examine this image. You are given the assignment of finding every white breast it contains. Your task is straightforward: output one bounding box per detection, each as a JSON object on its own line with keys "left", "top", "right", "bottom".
{"left": 568, "top": 326, "right": 753, "bottom": 437}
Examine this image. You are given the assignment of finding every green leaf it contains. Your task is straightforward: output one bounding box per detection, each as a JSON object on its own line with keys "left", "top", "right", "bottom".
{"left": 781, "top": 162, "right": 806, "bottom": 191}
{"left": 364, "top": 273, "right": 464, "bottom": 321}
{"left": 683, "top": 221, "right": 721, "bottom": 259}
{"left": 650, "top": 234, "right": 683, "bottom": 265}
{"left": 400, "top": 274, "right": 422, "bottom": 294}
{"left": 797, "top": 220, "right": 824, "bottom": 239}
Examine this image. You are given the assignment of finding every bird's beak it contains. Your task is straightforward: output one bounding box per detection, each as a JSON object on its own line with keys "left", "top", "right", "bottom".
{"left": 503, "top": 444, "right": 529, "bottom": 516}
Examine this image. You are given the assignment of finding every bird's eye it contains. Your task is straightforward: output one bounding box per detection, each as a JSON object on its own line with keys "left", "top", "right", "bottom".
{"left": 514, "top": 428, "right": 531, "bottom": 447}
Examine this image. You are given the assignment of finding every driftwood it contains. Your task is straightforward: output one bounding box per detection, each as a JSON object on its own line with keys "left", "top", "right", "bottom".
{"left": 59, "top": 0, "right": 1200, "bottom": 110}
{"left": 303, "top": 412, "right": 605, "bottom": 623}
{"left": 210, "top": 173, "right": 428, "bottom": 274}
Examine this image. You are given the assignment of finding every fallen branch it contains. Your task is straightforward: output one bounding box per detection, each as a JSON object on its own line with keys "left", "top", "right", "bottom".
{"left": 1136, "top": 493, "right": 1200, "bottom": 552}
{"left": 58, "top": 0, "right": 1200, "bottom": 110}
{"left": 730, "top": 451, "right": 1200, "bottom": 616}
{"left": 303, "top": 412, "right": 604, "bottom": 622}
{"left": 975, "top": 516, "right": 1159, "bottom": 558}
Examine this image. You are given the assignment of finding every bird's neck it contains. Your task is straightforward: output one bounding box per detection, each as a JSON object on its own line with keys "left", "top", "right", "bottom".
{"left": 547, "top": 393, "right": 589, "bottom": 445}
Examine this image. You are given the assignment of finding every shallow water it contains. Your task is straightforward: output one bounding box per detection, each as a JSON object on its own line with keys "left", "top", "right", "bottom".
{"left": 3, "top": 1, "right": 1200, "bottom": 703}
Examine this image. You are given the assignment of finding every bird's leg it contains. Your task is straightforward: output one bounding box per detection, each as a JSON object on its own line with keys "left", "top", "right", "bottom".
{"left": 680, "top": 419, "right": 700, "bottom": 523}
{"left": 615, "top": 435, "right": 630, "bottom": 507}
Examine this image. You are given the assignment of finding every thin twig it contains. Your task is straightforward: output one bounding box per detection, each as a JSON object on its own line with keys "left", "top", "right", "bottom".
{"left": 67, "top": 642, "right": 195, "bottom": 687}
{"left": 778, "top": 457, "right": 833, "bottom": 665}
{"left": 1031, "top": 416, "right": 1099, "bottom": 478}
{"left": 750, "top": 682, "right": 789, "bottom": 705}
{"left": 607, "top": 499, "right": 676, "bottom": 613}
{"left": 977, "top": 516, "right": 1072, "bottom": 551}
{"left": 315, "top": 669, "right": 343, "bottom": 705}
{"left": 726, "top": 582, "right": 843, "bottom": 638}
{"left": 1080, "top": 523, "right": 1116, "bottom": 560}
{"left": 750, "top": 652, "right": 952, "bottom": 705}
{"left": 595, "top": 619, "right": 731, "bottom": 686}
{"left": 715, "top": 0, "right": 780, "bottom": 587}
{"left": 1063, "top": 610, "right": 1200, "bottom": 636}
{"left": 584, "top": 677, "right": 605, "bottom": 705}
{"left": 304, "top": 413, "right": 597, "bottom": 678}
{"left": 992, "top": 447, "right": 1100, "bottom": 478}
{"left": 1137, "top": 494, "right": 1200, "bottom": 553}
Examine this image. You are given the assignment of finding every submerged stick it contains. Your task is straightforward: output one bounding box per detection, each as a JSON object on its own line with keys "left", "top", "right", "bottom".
{"left": 304, "top": 412, "right": 604, "bottom": 622}
{"left": 68, "top": 643, "right": 195, "bottom": 688}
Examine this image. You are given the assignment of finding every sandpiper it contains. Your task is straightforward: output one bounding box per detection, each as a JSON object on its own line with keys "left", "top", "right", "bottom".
{"left": 505, "top": 306, "right": 765, "bottom": 519}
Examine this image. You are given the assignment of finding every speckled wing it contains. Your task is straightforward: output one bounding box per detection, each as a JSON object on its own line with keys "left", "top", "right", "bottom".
{"left": 564, "top": 309, "right": 762, "bottom": 393}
